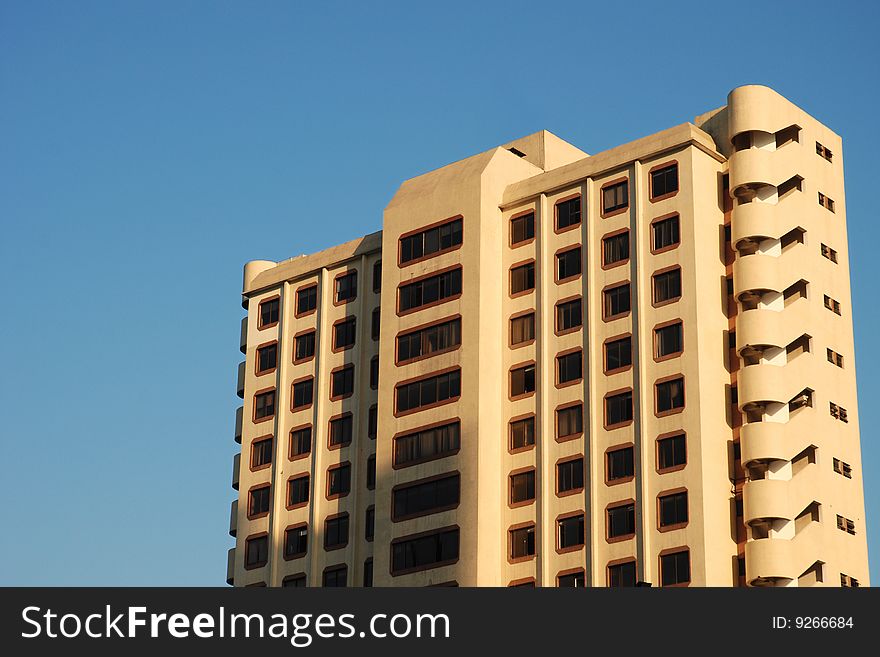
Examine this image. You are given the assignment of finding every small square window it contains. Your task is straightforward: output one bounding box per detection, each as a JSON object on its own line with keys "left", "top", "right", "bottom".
{"left": 660, "top": 550, "right": 690, "bottom": 586}
{"left": 511, "top": 262, "right": 536, "bottom": 295}
{"left": 511, "top": 212, "right": 535, "bottom": 245}
{"left": 603, "top": 231, "right": 629, "bottom": 266}
{"left": 510, "top": 470, "right": 536, "bottom": 505}
{"left": 510, "top": 416, "right": 536, "bottom": 450}
{"left": 656, "top": 377, "right": 685, "bottom": 415}
{"left": 509, "top": 525, "right": 536, "bottom": 560}
{"left": 658, "top": 433, "right": 687, "bottom": 471}
{"left": 258, "top": 298, "right": 280, "bottom": 328}
{"left": 607, "top": 446, "right": 634, "bottom": 482}
{"left": 653, "top": 268, "right": 682, "bottom": 305}
{"left": 556, "top": 197, "right": 581, "bottom": 231}
{"left": 655, "top": 322, "right": 683, "bottom": 359}
{"left": 604, "top": 283, "right": 631, "bottom": 319}
{"left": 324, "top": 514, "right": 350, "bottom": 550}
{"left": 602, "top": 180, "right": 628, "bottom": 215}
{"left": 510, "top": 363, "right": 536, "bottom": 397}
{"left": 650, "top": 164, "right": 679, "bottom": 200}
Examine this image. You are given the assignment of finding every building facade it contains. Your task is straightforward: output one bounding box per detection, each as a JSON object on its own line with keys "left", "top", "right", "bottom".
{"left": 227, "top": 85, "right": 869, "bottom": 587}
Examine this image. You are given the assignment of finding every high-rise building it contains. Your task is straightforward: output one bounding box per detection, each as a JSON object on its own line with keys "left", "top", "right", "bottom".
{"left": 227, "top": 85, "right": 869, "bottom": 588}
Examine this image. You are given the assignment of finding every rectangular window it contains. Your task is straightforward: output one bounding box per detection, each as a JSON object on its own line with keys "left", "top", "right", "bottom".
{"left": 366, "top": 455, "right": 376, "bottom": 490}
{"left": 391, "top": 527, "right": 460, "bottom": 574}
{"left": 327, "top": 464, "right": 351, "bottom": 499}
{"left": 820, "top": 243, "right": 838, "bottom": 263}
{"left": 511, "top": 212, "right": 535, "bottom": 245}
{"left": 289, "top": 426, "right": 312, "bottom": 459}
{"left": 556, "top": 246, "right": 581, "bottom": 281}
{"left": 557, "top": 350, "right": 582, "bottom": 385}
{"left": 373, "top": 260, "right": 382, "bottom": 293}
{"left": 245, "top": 535, "right": 269, "bottom": 568}
{"left": 836, "top": 514, "right": 856, "bottom": 535}
{"left": 296, "top": 285, "right": 317, "bottom": 315}
{"left": 393, "top": 421, "right": 461, "bottom": 467}
{"left": 650, "top": 163, "right": 678, "bottom": 199}
{"left": 510, "top": 416, "right": 535, "bottom": 450}
{"left": 510, "top": 363, "right": 536, "bottom": 397}
{"left": 607, "top": 503, "right": 635, "bottom": 539}
{"left": 556, "top": 298, "right": 582, "bottom": 333}
{"left": 659, "top": 491, "right": 688, "bottom": 528}
{"left": 833, "top": 457, "right": 853, "bottom": 479}
{"left": 258, "top": 298, "right": 279, "bottom": 329}
{"left": 372, "top": 308, "right": 381, "bottom": 341}
{"left": 603, "top": 283, "right": 630, "bottom": 319}
{"left": 656, "top": 377, "right": 685, "bottom": 414}
{"left": 824, "top": 295, "right": 842, "bottom": 315}
{"left": 396, "top": 369, "right": 461, "bottom": 414}
{"left": 393, "top": 473, "right": 460, "bottom": 520}
{"left": 294, "top": 331, "right": 315, "bottom": 361}
{"left": 256, "top": 343, "right": 277, "bottom": 375}
{"left": 827, "top": 348, "right": 844, "bottom": 368}
{"left": 558, "top": 571, "right": 585, "bottom": 588}
{"left": 324, "top": 513, "right": 350, "bottom": 550}
{"left": 248, "top": 485, "right": 271, "bottom": 518}
{"left": 510, "top": 313, "right": 535, "bottom": 346}
{"left": 509, "top": 470, "right": 536, "bottom": 505}
{"left": 510, "top": 262, "right": 535, "bottom": 295}
{"left": 282, "top": 575, "right": 306, "bottom": 587}
{"left": 397, "top": 317, "right": 462, "bottom": 363}
{"left": 605, "top": 390, "right": 633, "bottom": 427}
{"left": 840, "top": 573, "right": 859, "bottom": 588}
{"left": 658, "top": 433, "right": 687, "bottom": 471}
{"left": 365, "top": 508, "right": 375, "bottom": 542}
{"left": 605, "top": 336, "right": 632, "bottom": 373}
{"left": 254, "top": 390, "right": 276, "bottom": 420}
{"left": 287, "top": 475, "right": 310, "bottom": 507}
{"left": 556, "top": 196, "right": 581, "bottom": 230}
{"left": 368, "top": 406, "right": 377, "bottom": 440}
{"left": 331, "top": 366, "right": 355, "bottom": 399}
{"left": 557, "top": 457, "right": 584, "bottom": 494}
{"left": 291, "top": 379, "right": 313, "bottom": 410}
{"left": 370, "top": 355, "right": 379, "bottom": 389}
{"left": 557, "top": 404, "right": 583, "bottom": 439}
{"left": 660, "top": 550, "right": 690, "bottom": 586}
{"left": 335, "top": 271, "right": 358, "bottom": 303}
{"left": 284, "top": 525, "right": 308, "bottom": 559}
{"left": 400, "top": 217, "right": 463, "bottom": 264}
{"left": 602, "top": 180, "right": 628, "bottom": 214}
{"left": 608, "top": 561, "right": 636, "bottom": 587}
{"left": 655, "top": 322, "right": 683, "bottom": 359}
{"left": 607, "top": 446, "right": 634, "bottom": 481}
{"left": 653, "top": 268, "right": 682, "bottom": 304}
{"left": 603, "top": 231, "right": 629, "bottom": 266}
{"left": 558, "top": 514, "right": 585, "bottom": 550}
{"left": 332, "top": 318, "right": 356, "bottom": 351}
{"left": 652, "top": 214, "right": 680, "bottom": 251}
{"left": 399, "top": 268, "right": 462, "bottom": 312}
{"left": 329, "top": 414, "right": 353, "bottom": 448}
{"left": 818, "top": 192, "right": 835, "bottom": 212}
{"left": 323, "top": 566, "right": 347, "bottom": 587}
{"left": 251, "top": 436, "right": 273, "bottom": 469}
{"left": 509, "top": 525, "right": 536, "bottom": 560}
{"left": 816, "top": 141, "right": 833, "bottom": 162}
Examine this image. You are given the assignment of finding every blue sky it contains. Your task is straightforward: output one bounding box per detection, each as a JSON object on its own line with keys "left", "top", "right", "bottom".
{"left": 1, "top": 0, "right": 877, "bottom": 585}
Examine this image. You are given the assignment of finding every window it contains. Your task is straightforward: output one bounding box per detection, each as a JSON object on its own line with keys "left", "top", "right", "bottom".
{"left": 284, "top": 525, "right": 308, "bottom": 559}
{"left": 335, "top": 271, "right": 358, "bottom": 304}
{"left": 291, "top": 379, "right": 313, "bottom": 410}
{"left": 821, "top": 243, "right": 838, "bottom": 263}
{"left": 511, "top": 212, "right": 535, "bottom": 245}
{"left": 836, "top": 514, "right": 856, "bottom": 535}
{"left": 248, "top": 485, "right": 271, "bottom": 518}
{"left": 251, "top": 436, "right": 273, "bottom": 469}
{"left": 658, "top": 433, "right": 687, "bottom": 471}
{"left": 329, "top": 414, "right": 352, "bottom": 448}
{"left": 827, "top": 348, "right": 844, "bottom": 368}
{"left": 510, "top": 262, "right": 535, "bottom": 295}
{"left": 824, "top": 295, "right": 842, "bottom": 315}
{"left": 557, "top": 457, "right": 584, "bottom": 494}
{"left": 245, "top": 534, "right": 268, "bottom": 568}
{"left": 371, "top": 308, "right": 381, "bottom": 341}
{"left": 323, "top": 565, "right": 347, "bottom": 587}
{"left": 294, "top": 331, "right": 315, "bottom": 362}
{"left": 653, "top": 268, "right": 682, "bottom": 304}
{"left": 256, "top": 342, "right": 277, "bottom": 375}
{"left": 652, "top": 214, "right": 680, "bottom": 251}
{"left": 391, "top": 527, "right": 460, "bottom": 574}
{"left": 510, "top": 416, "right": 535, "bottom": 451}
{"left": 397, "top": 317, "right": 462, "bottom": 363}
{"left": 394, "top": 421, "right": 461, "bottom": 467}
{"left": 368, "top": 406, "right": 378, "bottom": 440}
{"left": 608, "top": 561, "right": 637, "bottom": 587}
{"left": 660, "top": 550, "right": 690, "bottom": 586}
{"left": 372, "top": 260, "right": 382, "bottom": 293}
{"left": 556, "top": 196, "right": 581, "bottom": 231}
{"left": 510, "top": 313, "right": 535, "bottom": 346}
{"left": 659, "top": 491, "right": 688, "bottom": 528}
{"left": 510, "top": 363, "right": 536, "bottom": 398}
{"left": 287, "top": 475, "right": 309, "bottom": 508}
{"left": 655, "top": 322, "right": 683, "bottom": 359}
{"left": 607, "top": 502, "right": 635, "bottom": 539}
{"left": 558, "top": 571, "right": 585, "bottom": 587}
{"left": 370, "top": 355, "right": 379, "bottom": 389}
{"left": 396, "top": 369, "right": 461, "bottom": 414}
{"left": 330, "top": 365, "right": 355, "bottom": 399}
{"left": 603, "top": 231, "right": 629, "bottom": 266}
{"left": 656, "top": 377, "right": 685, "bottom": 415}
{"left": 393, "top": 473, "right": 460, "bottom": 520}
{"left": 650, "top": 163, "right": 678, "bottom": 200}
{"left": 605, "top": 390, "right": 633, "bottom": 427}
{"left": 399, "top": 217, "right": 463, "bottom": 264}
{"left": 555, "top": 351, "right": 581, "bottom": 388}
{"left": 332, "top": 317, "right": 356, "bottom": 351}
{"left": 841, "top": 573, "right": 859, "bottom": 588}
{"left": 327, "top": 463, "right": 351, "bottom": 499}
{"left": 605, "top": 336, "right": 632, "bottom": 373}
{"left": 296, "top": 285, "right": 317, "bottom": 316}
{"left": 282, "top": 574, "right": 306, "bottom": 587}
{"left": 509, "top": 470, "right": 536, "bottom": 505}
{"left": 816, "top": 141, "right": 833, "bottom": 162}
{"left": 556, "top": 297, "right": 582, "bottom": 333}
{"left": 366, "top": 455, "right": 376, "bottom": 490}
{"left": 258, "top": 297, "right": 279, "bottom": 329}
{"left": 603, "top": 283, "right": 630, "bottom": 319}
{"left": 556, "top": 246, "right": 581, "bottom": 282}
{"left": 558, "top": 514, "right": 585, "bottom": 551}
{"left": 833, "top": 458, "right": 853, "bottom": 479}
{"left": 289, "top": 426, "right": 311, "bottom": 459}
{"left": 324, "top": 514, "right": 349, "bottom": 550}
{"left": 818, "top": 192, "right": 835, "bottom": 212}
{"left": 365, "top": 508, "right": 375, "bottom": 542}
{"left": 602, "top": 179, "right": 628, "bottom": 215}
{"left": 254, "top": 389, "right": 276, "bottom": 420}
{"left": 399, "top": 268, "right": 462, "bottom": 313}
{"left": 556, "top": 403, "right": 584, "bottom": 440}
{"left": 607, "top": 446, "right": 634, "bottom": 482}
{"left": 509, "top": 525, "right": 536, "bottom": 560}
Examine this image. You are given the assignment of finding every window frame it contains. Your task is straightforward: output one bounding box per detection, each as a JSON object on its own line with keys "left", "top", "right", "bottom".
{"left": 555, "top": 295, "right": 583, "bottom": 336}
{"left": 290, "top": 377, "right": 314, "bottom": 412}
{"left": 390, "top": 525, "right": 461, "bottom": 576}
{"left": 658, "top": 547, "right": 691, "bottom": 587}
{"left": 293, "top": 329, "right": 316, "bottom": 364}
{"left": 604, "top": 387, "right": 634, "bottom": 430}
{"left": 601, "top": 227, "right": 630, "bottom": 270}
{"left": 244, "top": 532, "right": 269, "bottom": 570}
{"left": 398, "top": 215, "right": 464, "bottom": 267}
{"left": 253, "top": 387, "right": 277, "bottom": 424}
{"left": 509, "top": 360, "right": 537, "bottom": 401}
{"left": 509, "top": 209, "right": 536, "bottom": 247}
{"left": 600, "top": 176, "right": 629, "bottom": 218}
{"left": 508, "top": 413, "right": 536, "bottom": 454}
{"left": 333, "top": 270, "right": 358, "bottom": 306}
{"left": 556, "top": 454, "right": 585, "bottom": 497}
{"left": 655, "top": 375, "right": 686, "bottom": 418}
{"left": 327, "top": 412, "right": 353, "bottom": 450}
{"left": 648, "top": 160, "right": 679, "bottom": 202}
{"left": 657, "top": 488, "right": 689, "bottom": 532}
{"left": 326, "top": 462, "right": 352, "bottom": 501}
{"left": 656, "top": 431, "right": 688, "bottom": 474}
{"left": 250, "top": 434, "right": 274, "bottom": 472}
{"left": 257, "top": 295, "right": 280, "bottom": 330}
{"left": 556, "top": 511, "right": 586, "bottom": 554}
{"left": 331, "top": 316, "right": 357, "bottom": 353}
{"left": 603, "top": 333, "right": 633, "bottom": 375}
{"left": 509, "top": 259, "right": 536, "bottom": 298}
{"left": 650, "top": 212, "right": 681, "bottom": 254}
{"left": 392, "top": 418, "right": 462, "bottom": 469}
{"left": 283, "top": 522, "right": 308, "bottom": 561}
{"left": 555, "top": 347, "right": 583, "bottom": 388}
{"left": 554, "top": 244, "right": 582, "bottom": 284}
{"left": 508, "top": 522, "right": 537, "bottom": 563}
{"left": 606, "top": 499, "right": 637, "bottom": 543}
{"left": 509, "top": 309, "right": 536, "bottom": 349}
{"left": 294, "top": 284, "right": 318, "bottom": 318}
{"left": 508, "top": 467, "right": 537, "bottom": 508}
{"left": 653, "top": 319, "right": 684, "bottom": 362}
{"left": 254, "top": 340, "right": 278, "bottom": 377}
{"left": 397, "top": 264, "right": 463, "bottom": 316}
{"left": 395, "top": 315, "right": 463, "bottom": 365}
{"left": 288, "top": 424, "right": 312, "bottom": 462}
{"left": 652, "top": 265, "right": 683, "bottom": 307}
{"left": 393, "top": 366, "right": 462, "bottom": 417}
{"left": 323, "top": 512, "right": 350, "bottom": 551}
{"left": 391, "top": 471, "right": 461, "bottom": 522}
{"left": 286, "top": 473, "right": 310, "bottom": 510}
{"left": 605, "top": 442, "right": 635, "bottom": 486}
{"left": 554, "top": 193, "right": 582, "bottom": 234}
{"left": 602, "top": 281, "right": 631, "bottom": 321}
{"left": 247, "top": 483, "right": 272, "bottom": 520}
{"left": 329, "top": 364, "right": 355, "bottom": 401}
{"left": 555, "top": 402, "right": 583, "bottom": 442}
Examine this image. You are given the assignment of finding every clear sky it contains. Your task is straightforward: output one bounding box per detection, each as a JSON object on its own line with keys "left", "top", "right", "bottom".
{"left": 1, "top": 0, "right": 877, "bottom": 585}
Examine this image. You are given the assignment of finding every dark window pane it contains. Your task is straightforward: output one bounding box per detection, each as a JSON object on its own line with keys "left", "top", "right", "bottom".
{"left": 609, "top": 561, "right": 637, "bottom": 587}
{"left": 557, "top": 458, "right": 584, "bottom": 493}
{"left": 252, "top": 437, "right": 273, "bottom": 468}
{"left": 510, "top": 416, "right": 535, "bottom": 450}
{"left": 394, "top": 422, "right": 461, "bottom": 467}
{"left": 558, "top": 515, "right": 585, "bottom": 549}
{"left": 556, "top": 247, "right": 581, "bottom": 280}
{"left": 324, "top": 514, "right": 349, "bottom": 549}
{"left": 511, "top": 213, "right": 535, "bottom": 244}
{"left": 391, "top": 528, "right": 460, "bottom": 573}
{"left": 290, "top": 426, "right": 312, "bottom": 458}
{"left": 333, "top": 318, "right": 356, "bottom": 350}
{"left": 604, "top": 283, "right": 631, "bottom": 318}
{"left": 335, "top": 272, "right": 358, "bottom": 303}
{"left": 284, "top": 526, "right": 308, "bottom": 558}
{"left": 328, "top": 464, "right": 351, "bottom": 498}
{"left": 400, "top": 219, "right": 463, "bottom": 264}
{"left": 602, "top": 180, "right": 629, "bottom": 213}
{"left": 329, "top": 415, "right": 352, "bottom": 447}
{"left": 511, "top": 364, "right": 536, "bottom": 397}
{"left": 603, "top": 231, "right": 630, "bottom": 265}
{"left": 323, "top": 566, "right": 347, "bottom": 587}
{"left": 653, "top": 269, "right": 682, "bottom": 304}
{"left": 659, "top": 492, "right": 689, "bottom": 527}
{"left": 296, "top": 286, "right": 317, "bottom": 314}
{"left": 249, "top": 486, "right": 271, "bottom": 516}
{"left": 557, "top": 404, "right": 583, "bottom": 439}
{"left": 295, "top": 332, "right": 316, "bottom": 360}
{"left": 396, "top": 369, "right": 461, "bottom": 413}
{"left": 657, "top": 378, "right": 685, "bottom": 413}
{"left": 511, "top": 262, "right": 535, "bottom": 294}
{"left": 259, "top": 298, "right": 279, "bottom": 328}
{"left": 399, "top": 268, "right": 462, "bottom": 312}
{"left": 658, "top": 434, "right": 687, "bottom": 470}
{"left": 605, "top": 336, "right": 632, "bottom": 372}
{"left": 556, "top": 298, "right": 582, "bottom": 332}
{"left": 509, "top": 526, "right": 536, "bottom": 559}
{"left": 510, "top": 471, "right": 536, "bottom": 504}
{"left": 255, "top": 390, "right": 276, "bottom": 419}
{"left": 653, "top": 215, "right": 681, "bottom": 250}
{"left": 257, "top": 343, "right": 277, "bottom": 373}
{"left": 288, "top": 475, "right": 309, "bottom": 506}
{"left": 331, "top": 366, "right": 355, "bottom": 399}
{"left": 245, "top": 535, "right": 268, "bottom": 567}
{"left": 556, "top": 197, "right": 581, "bottom": 230}
{"left": 510, "top": 313, "right": 535, "bottom": 345}
{"left": 661, "top": 550, "right": 690, "bottom": 586}
{"left": 606, "top": 391, "right": 633, "bottom": 425}
{"left": 393, "top": 474, "right": 460, "bottom": 520}
{"left": 373, "top": 261, "right": 382, "bottom": 293}
{"left": 607, "top": 447, "right": 634, "bottom": 481}
{"left": 292, "top": 380, "right": 313, "bottom": 409}
{"left": 651, "top": 164, "right": 679, "bottom": 199}
{"left": 608, "top": 503, "right": 636, "bottom": 538}
{"left": 557, "top": 351, "right": 582, "bottom": 384}
{"left": 656, "top": 323, "right": 683, "bottom": 358}
{"left": 558, "top": 571, "right": 585, "bottom": 587}
{"left": 397, "top": 318, "right": 462, "bottom": 362}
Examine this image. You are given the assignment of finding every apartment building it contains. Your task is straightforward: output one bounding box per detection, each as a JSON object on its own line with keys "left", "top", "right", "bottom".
{"left": 227, "top": 85, "right": 869, "bottom": 588}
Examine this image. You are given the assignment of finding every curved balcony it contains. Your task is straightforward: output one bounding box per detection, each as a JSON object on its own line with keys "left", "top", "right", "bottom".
{"left": 743, "top": 478, "right": 790, "bottom": 524}
{"left": 744, "top": 521, "right": 822, "bottom": 586}
{"left": 234, "top": 406, "right": 243, "bottom": 444}
{"left": 226, "top": 547, "right": 235, "bottom": 586}
{"left": 740, "top": 410, "right": 815, "bottom": 465}
{"left": 733, "top": 253, "right": 786, "bottom": 298}
{"left": 229, "top": 499, "right": 238, "bottom": 537}
{"left": 729, "top": 146, "right": 776, "bottom": 193}
{"left": 739, "top": 363, "right": 788, "bottom": 407}
{"left": 232, "top": 452, "right": 241, "bottom": 491}
{"left": 736, "top": 299, "right": 810, "bottom": 354}
{"left": 729, "top": 85, "right": 795, "bottom": 138}
{"left": 239, "top": 317, "right": 248, "bottom": 354}
{"left": 236, "top": 361, "right": 246, "bottom": 399}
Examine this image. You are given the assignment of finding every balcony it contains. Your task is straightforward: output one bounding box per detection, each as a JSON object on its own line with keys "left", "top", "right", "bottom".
{"left": 738, "top": 363, "right": 787, "bottom": 408}
{"left": 236, "top": 361, "right": 246, "bottom": 399}
{"left": 231, "top": 453, "right": 241, "bottom": 491}
{"left": 743, "top": 478, "right": 790, "bottom": 525}
{"left": 229, "top": 499, "right": 238, "bottom": 537}
{"left": 234, "top": 406, "right": 243, "bottom": 444}
{"left": 239, "top": 317, "right": 247, "bottom": 354}
{"left": 729, "top": 146, "right": 775, "bottom": 193}
{"left": 226, "top": 548, "right": 235, "bottom": 586}
{"left": 744, "top": 521, "right": 822, "bottom": 586}
{"left": 736, "top": 299, "right": 810, "bottom": 355}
